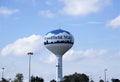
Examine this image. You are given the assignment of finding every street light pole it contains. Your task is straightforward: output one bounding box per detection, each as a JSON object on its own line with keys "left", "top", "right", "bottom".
{"left": 2, "top": 67, "right": 5, "bottom": 79}
{"left": 104, "top": 69, "right": 107, "bottom": 82}
{"left": 27, "top": 52, "right": 33, "bottom": 82}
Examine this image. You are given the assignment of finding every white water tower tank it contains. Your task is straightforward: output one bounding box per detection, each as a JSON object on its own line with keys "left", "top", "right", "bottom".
{"left": 44, "top": 29, "right": 74, "bottom": 82}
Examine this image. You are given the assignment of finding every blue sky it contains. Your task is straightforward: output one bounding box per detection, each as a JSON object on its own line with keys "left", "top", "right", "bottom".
{"left": 0, "top": 0, "right": 120, "bottom": 82}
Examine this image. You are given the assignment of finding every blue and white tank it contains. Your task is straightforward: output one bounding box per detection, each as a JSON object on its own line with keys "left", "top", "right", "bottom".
{"left": 44, "top": 29, "right": 74, "bottom": 56}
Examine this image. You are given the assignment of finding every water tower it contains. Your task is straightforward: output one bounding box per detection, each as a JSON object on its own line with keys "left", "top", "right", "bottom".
{"left": 44, "top": 29, "right": 74, "bottom": 82}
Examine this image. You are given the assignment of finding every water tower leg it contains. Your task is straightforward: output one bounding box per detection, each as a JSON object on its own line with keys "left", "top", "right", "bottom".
{"left": 56, "top": 55, "right": 62, "bottom": 82}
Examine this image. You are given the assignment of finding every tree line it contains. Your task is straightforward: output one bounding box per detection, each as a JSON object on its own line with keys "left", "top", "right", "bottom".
{"left": 0, "top": 72, "right": 120, "bottom": 82}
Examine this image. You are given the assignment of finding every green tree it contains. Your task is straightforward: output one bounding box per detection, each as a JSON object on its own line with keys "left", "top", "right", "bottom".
{"left": 1, "top": 78, "right": 9, "bottom": 82}
{"left": 13, "top": 73, "right": 23, "bottom": 82}
{"left": 31, "top": 75, "right": 44, "bottom": 82}
{"left": 31, "top": 75, "right": 36, "bottom": 82}
{"left": 112, "top": 79, "right": 120, "bottom": 82}
{"left": 63, "top": 72, "right": 89, "bottom": 82}
{"left": 50, "top": 79, "right": 56, "bottom": 82}
{"left": 99, "top": 79, "right": 104, "bottom": 82}
{"left": 90, "top": 80, "right": 94, "bottom": 82}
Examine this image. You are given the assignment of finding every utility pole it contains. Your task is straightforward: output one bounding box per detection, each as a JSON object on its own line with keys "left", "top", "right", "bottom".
{"left": 104, "top": 69, "right": 107, "bottom": 82}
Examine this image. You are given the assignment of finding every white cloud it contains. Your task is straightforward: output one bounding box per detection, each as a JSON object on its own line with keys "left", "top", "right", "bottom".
{"left": 45, "top": 48, "right": 107, "bottom": 63}
{"left": 115, "top": 51, "right": 120, "bottom": 57}
{"left": 64, "top": 48, "right": 107, "bottom": 61}
{"left": 44, "top": 54, "right": 56, "bottom": 64}
{"left": 107, "top": 15, "right": 120, "bottom": 28}
{"left": 0, "top": 35, "right": 44, "bottom": 56}
{"left": 0, "top": 6, "right": 19, "bottom": 16}
{"left": 60, "top": 0, "right": 111, "bottom": 16}
{"left": 38, "top": 10, "right": 55, "bottom": 18}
